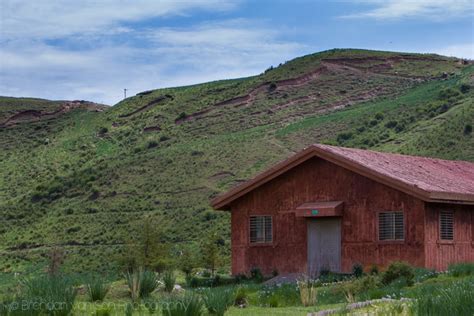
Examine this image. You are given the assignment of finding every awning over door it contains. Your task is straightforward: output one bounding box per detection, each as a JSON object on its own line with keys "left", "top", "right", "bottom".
{"left": 293, "top": 201, "right": 343, "bottom": 217}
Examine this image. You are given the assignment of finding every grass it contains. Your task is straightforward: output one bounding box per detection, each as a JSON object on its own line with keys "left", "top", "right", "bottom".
{"left": 0, "top": 49, "right": 471, "bottom": 273}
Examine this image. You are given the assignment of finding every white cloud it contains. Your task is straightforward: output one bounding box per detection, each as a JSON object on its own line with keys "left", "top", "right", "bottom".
{"left": 433, "top": 43, "right": 474, "bottom": 59}
{"left": 0, "top": 19, "right": 305, "bottom": 104}
{"left": 0, "top": 0, "right": 237, "bottom": 39}
{"left": 341, "top": 0, "right": 474, "bottom": 20}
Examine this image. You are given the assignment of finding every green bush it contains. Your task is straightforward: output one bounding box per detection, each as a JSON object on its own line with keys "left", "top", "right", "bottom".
{"left": 369, "top": 265, "right": 379, "bottom": 275}
{"left": 125, "top": 269, "right": 159, "bottom": 300}
{"left": 86, "top": 276, "right": 110, "bottom": 302}
{"left": 233, "top": 286, "right": 248, "bottom": 306}
{"left": 162, "top": 270, "right": 176, "bottom": 293}
{"left": 352, "top": 263, "right": 364, "bottom": 278}
{"left": 448, "top": 262, "right": 474, "bottom": 277}
{"left": 464, "top": 124, "right": 472, "bottom": 135}
{"left": 202, "top": 288, "right": 234, "bottom": 316}
{"left": 381, "top": 262, "right": 414, "bottom": 286}
{"left": 250, "top": 267, "right": 263, "bottom": 283}
{"left": 459, "top": 83, "right": 471, "bottom": 94}
{"left": 163, "top": 292, "right": 204, "bottom": 316}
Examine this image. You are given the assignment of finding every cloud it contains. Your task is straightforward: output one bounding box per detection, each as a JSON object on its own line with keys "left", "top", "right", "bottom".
{"left": 0, "top": 0, "right": 238, "bottom": 39}
{"left": 433, "top": 43, "right": 474, "bottom": 59}
{"left": 341, "top": 0, "right": 474, "bottom": 20}
{"left": 0, "top": 18, "right": 305, "bottom": 104}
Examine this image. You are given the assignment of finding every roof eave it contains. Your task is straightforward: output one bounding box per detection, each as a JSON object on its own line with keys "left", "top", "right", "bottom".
{"left": 211, "top": 145, "right": 474, "bottom": 210}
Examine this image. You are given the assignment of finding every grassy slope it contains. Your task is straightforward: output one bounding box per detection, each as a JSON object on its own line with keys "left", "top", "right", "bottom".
{"left": 0, "top": 49, "right": 472, "bottom": 273}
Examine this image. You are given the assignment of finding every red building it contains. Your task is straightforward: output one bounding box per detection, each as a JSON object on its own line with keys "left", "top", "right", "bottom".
{"left": 211, "top": 144, "right": 474, "bottom": 276}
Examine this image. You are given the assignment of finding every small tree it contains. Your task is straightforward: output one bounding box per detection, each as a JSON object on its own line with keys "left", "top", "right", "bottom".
{"left": 120, "top": 216, "right": 171, "bottom": 272}
{"left": 201, "top": 232, "right": 221, "bottom": 276}
{"left": 179, "top": 247, "right": 197, "bottom": 277}
{"left": 47, "top": 246, "right": 65, "bottom": 276}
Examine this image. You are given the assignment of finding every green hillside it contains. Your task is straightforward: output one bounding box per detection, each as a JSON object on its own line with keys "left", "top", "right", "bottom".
{"left": 0, "top": 49, "right": 472, "bottom": 273}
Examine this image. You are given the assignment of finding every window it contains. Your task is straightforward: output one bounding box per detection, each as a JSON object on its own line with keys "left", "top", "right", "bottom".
{"left": 379, "top": 212, "right": 404, "bottom": 241}
{"left": 250, "top": 216, "right": 272, "bottom": 244}
{"left": 440, "top": 210, "right": 454, "bottom": 240}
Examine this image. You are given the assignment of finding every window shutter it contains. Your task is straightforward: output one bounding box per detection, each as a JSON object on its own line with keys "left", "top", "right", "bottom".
{"left": 250, "top": 216, "right": 272, "bottom": 243}
{"left": 379, "top": 211, "right": 404, "bottom": 241}
{"left": 440, "top": 211, "right": 454, "bottom": 240}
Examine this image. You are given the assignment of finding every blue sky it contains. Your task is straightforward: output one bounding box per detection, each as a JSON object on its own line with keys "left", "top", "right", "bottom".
{"left": 0, "top": 0, "right": 473, "bottom": 105}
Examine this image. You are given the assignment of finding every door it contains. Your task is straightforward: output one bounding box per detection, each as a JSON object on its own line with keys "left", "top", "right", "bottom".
{"left": 307, "top": 218, "right": 341, "bottom": 277}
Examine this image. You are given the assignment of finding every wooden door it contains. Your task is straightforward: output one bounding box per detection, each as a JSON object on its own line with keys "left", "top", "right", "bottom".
{"left": 307, "top": 218, "right": 341, "bottom": 277}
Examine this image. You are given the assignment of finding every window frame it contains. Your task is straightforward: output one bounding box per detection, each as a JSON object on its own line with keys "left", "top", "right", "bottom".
{"left": 439, "top": 210, "right": 454, "bottom": 241}
{"left": 249, "top": 215, "right": 273, "bottom": 245}
{"left": 377, "top": 211, "right": 405, "bottom": 242}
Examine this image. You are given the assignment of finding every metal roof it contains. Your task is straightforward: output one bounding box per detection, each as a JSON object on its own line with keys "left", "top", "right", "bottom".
{"left": 211, "top": 144, "right": 474, "bottom": 210}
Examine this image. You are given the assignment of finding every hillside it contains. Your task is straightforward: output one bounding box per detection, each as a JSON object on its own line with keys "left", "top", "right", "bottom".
{"left": 0, "top": 49, "right": 473, "bottom": 273}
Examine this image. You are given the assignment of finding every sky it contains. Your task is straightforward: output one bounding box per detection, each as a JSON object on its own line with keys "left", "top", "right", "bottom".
{"left": 0, "top": 0, "right": 473, "bottom": 105}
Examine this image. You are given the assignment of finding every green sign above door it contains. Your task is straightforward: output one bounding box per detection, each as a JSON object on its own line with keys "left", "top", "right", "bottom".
{"left": 311, "top": 209, "right": 319, "bottom": 216}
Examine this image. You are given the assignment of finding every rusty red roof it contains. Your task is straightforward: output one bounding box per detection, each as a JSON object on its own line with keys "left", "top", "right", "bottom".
{"left": 211, "top": 144, "right": 474, "bottom": 209}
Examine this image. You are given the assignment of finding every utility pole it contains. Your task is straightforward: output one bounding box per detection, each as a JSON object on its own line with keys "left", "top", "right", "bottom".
{"left": 124, "top": 88, "right": 128, "bottom": 99}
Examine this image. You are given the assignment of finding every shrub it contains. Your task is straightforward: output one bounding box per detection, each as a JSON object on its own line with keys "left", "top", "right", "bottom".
{"left": 162, "top": 270, "right": 176, "bottom": 293}
{"left": 337, "top": 132, "right": 353, "bottom": 143}
{"left": 21, "top": 274, "right": 77, "bottom": 316}
{"left": 233, "top": 286, "right": 248, "bottom": 306}
{"left": 448, "top": 262, "right": 474, "bottom": 277}
{"left": 125, "top": 269, "right": 159, "bottom": 300}
{"left": 385, "top": 120, "right": 398, "bottom": 128}
{"left": 202, "top": 288, "right": 234, "bottom": 316}
{"left": 297, "top": 278, "right": 320, "bottom": 306}
{"left": 464, "top": 124, "right": 472, "bottom": 135}
{"left": 459, "top": 83, "right": 471, "bottom": 93}
{"left": 342, "top": 275, "right": 380, "bottom": 302}
{"left": 369, "top": 265, "right": 379, "bottom": 275}
{"left": 86, "top": 276, "right": 110, "bottom": 302}
{"left": 147, "top": 140, "right": 159, "bottom": 149}
{"left": 250, "top": 267, "right": 263, "bottom": 282}
{"left": 375, "top": 113, "right": 384, "bottom": 120}
{"left": 352, "top": 263, "right": 364, "bottom": 278}
{"left": 381, "top": 262, "right": 414, "bottom": 286}
{"left": 163, "top": 292, "right": 204, "bottom": 316}
{"left": 98, "top": 127, "right": 108, "bottom": 135}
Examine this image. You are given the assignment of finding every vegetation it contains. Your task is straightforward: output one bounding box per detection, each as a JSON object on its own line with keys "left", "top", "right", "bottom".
{"left": 0, "top": 49, "right": 472, "bottom": 275}
{"left": 201, "top": 287, "right": 234, "bottom": 316}
{"left": 125, "top": 269, "right": 159, "bottom": 300}
{"left": 162, "top": 270, "right": 176, "bottom": 293}
{"left": 86, "top": 276, "right": 110, "bottom": 302}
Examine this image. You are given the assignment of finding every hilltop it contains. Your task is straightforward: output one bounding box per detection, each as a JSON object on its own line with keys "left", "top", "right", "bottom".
{"left": 0, "top": 49, "right": 473, "bottom": 273}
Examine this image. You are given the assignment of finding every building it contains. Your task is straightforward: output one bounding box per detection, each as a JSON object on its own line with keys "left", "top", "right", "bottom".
{"left": 211, "top": 144, "right": 474, "bottom": 276}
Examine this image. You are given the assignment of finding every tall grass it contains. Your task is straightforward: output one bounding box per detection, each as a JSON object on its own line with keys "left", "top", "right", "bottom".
{"left": 412, "top": 278, "right": 474, "bottom": 315}
{"left": 86, "top": 276, "right": 110, "bottom": 302}
{"left": 297, "top": 277, "right": 319, "bottom": 307}
{"left": 162, "top": 270, "right": 176, "bottom": 293}
{"left": 125, "top": 269, "right": 159, "bottom": 300}
{"left": 20, "top": 274, "right": 77, "bottom": 316}
{"left": 201, "top": 288, "right": 234, "bottom": 316}
{"left": 162, "top": 292, "right": 204, "bottom": 316}
{"left": 448, "top": 263, "right": 474, "bottom": 277}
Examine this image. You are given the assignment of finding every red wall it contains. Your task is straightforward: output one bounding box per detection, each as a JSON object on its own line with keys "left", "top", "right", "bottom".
{"left": 425, "top": 203, "right": 474, "bottom": 271}
{"left": 229, "top": 157, "right": 428, "bottom": 276}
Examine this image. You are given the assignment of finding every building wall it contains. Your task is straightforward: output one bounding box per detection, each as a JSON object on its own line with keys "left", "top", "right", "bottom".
{"left": 229, "top": 157, "right": 426, "bottom": 276}
{"left": 425, "top": 203, "right": 474, "bottom": 271}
